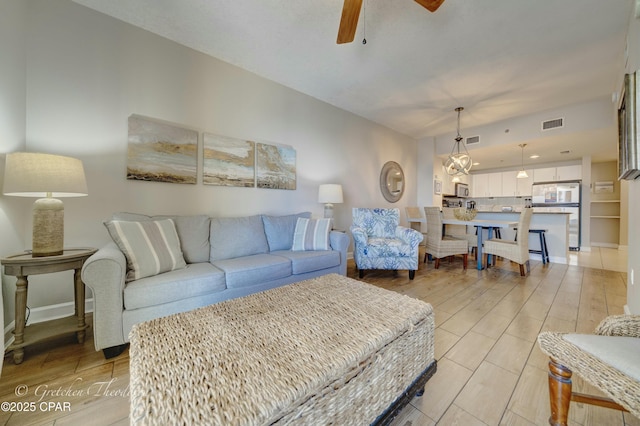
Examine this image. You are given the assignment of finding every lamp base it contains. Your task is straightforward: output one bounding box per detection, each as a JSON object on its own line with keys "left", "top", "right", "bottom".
{"left": 323, "top": 203, "right": 334, "bottom": 219}
{"left": 32, "top": 198, "right": 64, "bottom": 257}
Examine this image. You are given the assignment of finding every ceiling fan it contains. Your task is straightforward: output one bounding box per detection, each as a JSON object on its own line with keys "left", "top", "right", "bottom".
{"left": 337, "top": 0, "right": 445, "bottom": 44}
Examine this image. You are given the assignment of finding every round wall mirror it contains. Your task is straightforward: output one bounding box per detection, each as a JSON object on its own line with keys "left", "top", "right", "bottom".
{"left": 380, "top": 161, "right": 405, "bottom": 203}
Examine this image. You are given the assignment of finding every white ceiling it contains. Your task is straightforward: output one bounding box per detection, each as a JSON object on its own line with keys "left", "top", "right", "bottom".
{"left": 73, "top": 0, "right": 634, "bottom": 171}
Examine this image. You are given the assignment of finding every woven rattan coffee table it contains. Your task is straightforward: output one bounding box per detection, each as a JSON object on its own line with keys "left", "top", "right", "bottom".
{"left": 129, "top": 273, "right": 436, "bottom": 425}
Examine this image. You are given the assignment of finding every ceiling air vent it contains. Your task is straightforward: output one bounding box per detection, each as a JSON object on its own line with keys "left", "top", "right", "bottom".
{"left": 465, "top": 135, "right": 480, "bottom": 145}
{"left": 542, "top": 117, "right": 564, "bottom": 131}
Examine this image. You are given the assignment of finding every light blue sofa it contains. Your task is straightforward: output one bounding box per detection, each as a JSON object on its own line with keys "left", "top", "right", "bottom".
{"left": 82, "top": 212, "right": 349, "bottom": 358}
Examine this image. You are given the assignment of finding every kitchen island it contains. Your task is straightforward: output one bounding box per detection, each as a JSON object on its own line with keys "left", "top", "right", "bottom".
{"left": 475, "top": 211, "right": 571, "bottom": 264}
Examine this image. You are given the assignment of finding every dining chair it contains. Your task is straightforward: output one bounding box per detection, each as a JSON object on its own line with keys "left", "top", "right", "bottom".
{"left": 483, "top": 207, "right": 533, "bottom": 276}
{"left": 537, "top": 314, "right": 640, "bottom": 425}
{"left": 404, "top": 207, "right": 427, "bottom": 245}
{"left": 423, "top": 207, "right": 468, "bottom": 269}
{"left": 441, "top": 207, "right": 478, "bottom": 258}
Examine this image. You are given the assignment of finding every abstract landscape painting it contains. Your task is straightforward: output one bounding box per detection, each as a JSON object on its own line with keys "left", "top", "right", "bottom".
{"left": 127, "top": 115, "right": 198, "bottom": 184}
{"left": 203, "top": 133, "right": 255, "bottom": 187}
{"left": 256, "top": 143, "right": 296, "bottom": 190}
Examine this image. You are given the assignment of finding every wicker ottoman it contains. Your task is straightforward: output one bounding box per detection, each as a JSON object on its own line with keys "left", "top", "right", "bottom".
{"left": 129, "top": 273, "right": 436, "bottom": 425}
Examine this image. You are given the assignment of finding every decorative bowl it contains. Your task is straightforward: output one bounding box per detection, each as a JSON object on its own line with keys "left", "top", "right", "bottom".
{"left": 453, "top": 208, "right": 478, "bottom": 221}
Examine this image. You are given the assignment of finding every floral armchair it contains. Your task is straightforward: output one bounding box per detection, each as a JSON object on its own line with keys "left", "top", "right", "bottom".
{"left": 351, "top": 208, "right": 424, "bottom": 280}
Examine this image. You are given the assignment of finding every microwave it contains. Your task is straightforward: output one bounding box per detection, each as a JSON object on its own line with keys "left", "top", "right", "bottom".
{"left": 455, "top": 183, "right": 469, "bottom": 198}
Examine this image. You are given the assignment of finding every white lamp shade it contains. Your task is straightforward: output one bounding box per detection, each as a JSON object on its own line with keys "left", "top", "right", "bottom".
{"left": 3, "top": 152, "right": 88, "bottom": 197}
{"left": 318, "top": 184, "right": 343, "bottom": 204}
{"left": 516, "top": 169, "right": 529, "bottom": 179}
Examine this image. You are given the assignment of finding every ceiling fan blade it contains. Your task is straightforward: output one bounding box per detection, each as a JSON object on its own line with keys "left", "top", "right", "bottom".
{"left": 414, "top": 0, "right": 445, "bottom": 12}
{"left": 337, "top": 0, "right": 363, "bottom": 44}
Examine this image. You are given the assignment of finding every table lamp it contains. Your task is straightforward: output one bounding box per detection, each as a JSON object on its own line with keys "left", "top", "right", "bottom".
{"left": 318, "top": 184, "right": 343, "bottom": 219}
{"left": 3, "top": 152, "right": 88, "bottom": 257}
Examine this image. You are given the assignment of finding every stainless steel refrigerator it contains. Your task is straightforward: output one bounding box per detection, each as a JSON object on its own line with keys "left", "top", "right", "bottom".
{"left": 531, "top": 180, "right": 581, "bottom": 250}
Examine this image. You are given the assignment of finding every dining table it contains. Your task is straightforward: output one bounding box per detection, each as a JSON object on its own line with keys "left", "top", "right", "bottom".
{"left": 442, "top": 218, "right": 518, "bottom": 270}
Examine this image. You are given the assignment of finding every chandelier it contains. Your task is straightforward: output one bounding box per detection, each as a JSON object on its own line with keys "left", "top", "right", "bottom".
{"left": 444, "top": 107, "right": 473, "bottom": 176}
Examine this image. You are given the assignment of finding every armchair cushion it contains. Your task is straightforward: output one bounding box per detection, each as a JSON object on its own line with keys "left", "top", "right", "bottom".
{"left": 562, "top": 334, "right": 640, "bottom": 381}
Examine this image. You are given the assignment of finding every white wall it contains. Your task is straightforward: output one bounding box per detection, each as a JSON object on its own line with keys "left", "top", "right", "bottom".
{"left": 2, "top": 0, "right": 419, "bottom": 330}
{"left": 625, "top": 7, "right": 640, "bottom": 314}
{"left": 0, "top": 0, "right": 29, "bottom": 333}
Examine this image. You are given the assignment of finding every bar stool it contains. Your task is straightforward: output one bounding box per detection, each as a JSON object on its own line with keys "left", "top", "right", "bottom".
{"left": 514, "top": 228, "right": 550, "bottom": 264}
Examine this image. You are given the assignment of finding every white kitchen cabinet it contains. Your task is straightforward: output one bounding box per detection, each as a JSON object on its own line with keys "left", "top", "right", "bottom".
{"left": 487, "top": 172, "right": 503, "bottom": 197}
{"left": 533, "top": 165, "right": 582, "bottom": 182}
{"left": 472, "top": 173, "right": 489, "bottom": 197}
{"left": 556, "top": 165, "right": 582, "bottom": 181}
{"left": 502, "top": 171, "right": 517, "bottom": 196}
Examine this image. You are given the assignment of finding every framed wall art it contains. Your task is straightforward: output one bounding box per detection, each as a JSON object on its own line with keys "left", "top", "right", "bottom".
{"left": 434, "top": 179, "right": 442, "bottom": 195}
{"left": 203, "top": 133, "right": 255, "bottom": 187}
{"left": 127, "top": 115, "right": 198, "bottom": 184}
{"left": 256, "top": 143, "right": 296, "bottom": 190}
{"left": 618, "top": 70, "right": 640, "bottom": 180}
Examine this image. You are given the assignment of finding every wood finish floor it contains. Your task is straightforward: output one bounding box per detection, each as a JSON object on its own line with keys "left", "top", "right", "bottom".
{"left": 0, "top": 248, "right": 636, "bottom": 425}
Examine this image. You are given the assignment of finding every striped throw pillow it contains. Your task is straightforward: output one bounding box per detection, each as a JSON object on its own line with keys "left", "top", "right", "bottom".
{"left": 104, "top": 219, "right": 187, "bottom": 282}
{"left": 291, "top": 218, "right": 331, "bottom": 251}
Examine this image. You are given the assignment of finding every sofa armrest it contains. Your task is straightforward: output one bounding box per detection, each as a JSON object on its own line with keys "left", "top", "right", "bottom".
{"left": 396, "top": 226, "right": 424, "bottom": 248}
{"left": 81, "top": 242, "right": 127, "bottom": 351}
{"left": 330, "top": 230, "right": 350, "bottom": 276}
{"left": 595, "top": 315, "right": 640, "bottom": 337}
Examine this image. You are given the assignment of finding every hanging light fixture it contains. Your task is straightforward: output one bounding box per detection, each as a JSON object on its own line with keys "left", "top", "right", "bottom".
{"left": 517, "top": 143, "right": 529, "bottom": 179}
{"left": 444, "top": 107, "right": 473, "bottom": 176}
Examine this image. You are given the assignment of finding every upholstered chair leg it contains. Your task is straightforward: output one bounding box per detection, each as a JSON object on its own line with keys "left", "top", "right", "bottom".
{"left": 434, "top": 258, "right": 440, "bottom": 269}
{"left": 547, "top": 358, "right": 572, "bottom": 426}
{"left": 409, "top": 270, "right": 416, "bottom": 280}
{"left": 423, "top": 252, "right": 428, "bottom": 263}
{"left": 463, "top": 253, "right": 468, "bottom": 270}
{"left": 519, "top": 264, "right": 525, "bottom": 276}
{"left": 492, "top": 255, "right": 496, "bottom": 266}
{"left": 359, "top": 269, "right": 364, "bottom": 278}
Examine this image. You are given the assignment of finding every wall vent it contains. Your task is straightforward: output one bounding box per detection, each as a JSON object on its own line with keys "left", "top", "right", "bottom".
{"left": 465, "top": 135, "right": 481, "bottom": 145}
{"left": 542, "top": 117, "right": 564, "bottom": 131}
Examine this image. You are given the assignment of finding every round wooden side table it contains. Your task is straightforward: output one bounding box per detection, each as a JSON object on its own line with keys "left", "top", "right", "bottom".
{"left": 1, "top": 247, "right": 97, "bottom": 364}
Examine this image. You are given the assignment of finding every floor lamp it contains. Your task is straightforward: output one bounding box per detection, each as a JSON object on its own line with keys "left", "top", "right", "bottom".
{"left": 3, "top": 152, "right": 88, "bottom": 257}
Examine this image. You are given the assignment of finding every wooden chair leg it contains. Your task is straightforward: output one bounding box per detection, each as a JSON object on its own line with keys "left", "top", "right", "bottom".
{"left": 434, "top": 258, "right": 440, "bottom": 269}
{"left": 462, "top": 253, "right": 468, "bottom": 270}
{"left": 483, "top": 253, "right": 489, "bottom": 269}
{"left": 409, "top": 270, "right": 416, "bottom": 280}
{"left": 548, "top": 358, "right": 572, "bottom": 426}
{"left": 519, "top": 264, "right": 526, "bottom": 276}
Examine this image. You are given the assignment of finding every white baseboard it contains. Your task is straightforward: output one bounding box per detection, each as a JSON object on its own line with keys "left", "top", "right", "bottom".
{"left": 591, "top": 242, "right": 620, "bottom": 249}
{"left": 618, "top": 245, "right": 628, "bottom": 251}
{"left": 4, "top": 299, "right": 94, "bottom": 351}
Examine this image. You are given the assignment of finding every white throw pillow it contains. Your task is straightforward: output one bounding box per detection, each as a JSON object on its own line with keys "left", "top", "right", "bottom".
{"left": 105, "top": 218, "right": 187, "bottom": 282}
{"left": 291, "top": 218, "right": 331, "bottom": 251}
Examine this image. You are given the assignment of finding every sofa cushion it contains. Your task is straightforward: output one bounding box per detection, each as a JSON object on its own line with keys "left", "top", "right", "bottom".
{"left": 124, "top": 263, "right": 226, "bottom": 310}
{"left": 262, "top": 212, "right": 311, "bottom": 251}
{"left": 210, "top": 215, "right": 269, "bottom": 261}
{"left": 111, "top": 212, "right": 210, "bottom": 263}
{"left": 105, "top": 218, "right": 187, "bottom": 282}
{"left": 272, "top": 250, "right": 340, "bottom": 274}
{"left": 212, "top": 254, "right": 291, "bottom": 289}
{"left": 292, "top": 218, "right": 331, "bottom": 251}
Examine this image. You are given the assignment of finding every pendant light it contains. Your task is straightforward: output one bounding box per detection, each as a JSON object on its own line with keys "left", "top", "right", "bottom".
{"left": 444, "top": 107, "right": 473, "bottom": 176}
{"left": 517, "top": 143, "right": 529, "bottom": 179}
